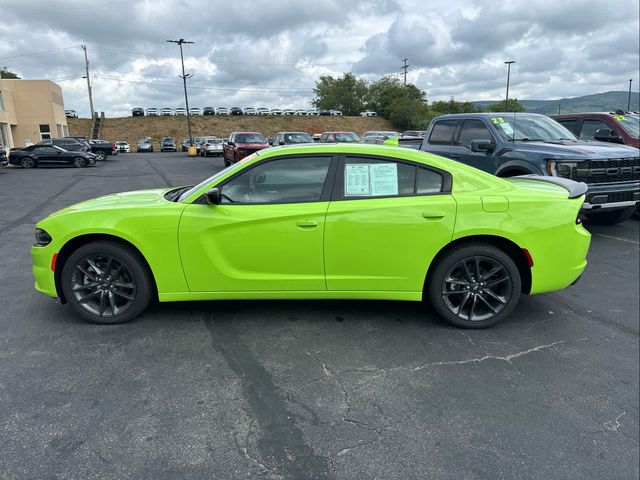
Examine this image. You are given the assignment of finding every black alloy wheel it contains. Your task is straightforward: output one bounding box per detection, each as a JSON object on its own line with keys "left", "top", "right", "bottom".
{"left": 427, "top": 243, "right": 521, "bottom": 328}
{"left": 73, "top": 157, "right": 87, "bottom": 168}
{"left": 61, "top": 241, "right": 153, "bottom": 324}
{"left": 21, "top": 157, "right": 35, "bottom": 168}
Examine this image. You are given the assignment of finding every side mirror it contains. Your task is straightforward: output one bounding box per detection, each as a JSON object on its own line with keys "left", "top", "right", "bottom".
{"left": 593, "top": 128, "right": 621, "bottom": 143}
{"left": 227, "top": 141, "right": 234, "bottom": 146}
{"left": 470, "top": 139, "right": 494, "bottom": 152}
{"left": 204, "top": 187, "right": 221, "bottom": 205}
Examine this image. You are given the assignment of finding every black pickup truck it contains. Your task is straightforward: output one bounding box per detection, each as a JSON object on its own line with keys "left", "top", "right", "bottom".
{"left": 417, "top": 112, "right": 639, "bottom": 224}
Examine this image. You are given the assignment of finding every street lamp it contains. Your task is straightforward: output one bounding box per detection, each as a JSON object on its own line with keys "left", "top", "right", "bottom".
{"left": 504, "top": 60, "right": 515, "bottom": 107}
{"left": 167, "top": 39, "right": 194, "bottom": 150}
{"left": 628, "top": 79, "right": 633, "bottom": 111}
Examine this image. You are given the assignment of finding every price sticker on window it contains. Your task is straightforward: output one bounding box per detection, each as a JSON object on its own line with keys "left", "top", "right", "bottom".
{"left": 345, "top": 164, "right": 370, "bottom": 196}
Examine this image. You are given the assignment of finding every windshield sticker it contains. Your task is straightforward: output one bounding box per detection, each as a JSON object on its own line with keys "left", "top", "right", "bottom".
{"left": 490, "top": 117, "right": 505, "bottom": 124}
{"left": 345, "top": 164, "right": 370, "bottom": 196}
{"left": 614, "top": 115, "right": 627, "bottom": 121}
{"left": 499, "top": 122, "right": 514, "bottom": 135}
{"left": 370, "top": 163, "right": 398, "bottom": 196}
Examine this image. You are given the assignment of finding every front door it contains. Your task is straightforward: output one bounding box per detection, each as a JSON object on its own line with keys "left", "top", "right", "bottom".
{"left": 450, "top": 119, "right": 497, "bottom": 173}
{"left": 178, "top": 155, "right": 335, "bottom": 292}
{"left": 324, "top": 155, "right": 456, "bottom": 292}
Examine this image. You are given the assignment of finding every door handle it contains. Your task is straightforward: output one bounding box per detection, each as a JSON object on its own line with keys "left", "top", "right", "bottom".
{"left": 422, "top": 211, "right": 445, "bottom": 219}
{"left": 296, "top": 220, "right": 318, "bottom": 228}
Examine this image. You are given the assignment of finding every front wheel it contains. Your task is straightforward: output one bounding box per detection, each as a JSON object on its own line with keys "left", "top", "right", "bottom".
{"left": 585, "top": 207, "right": 635, "bottom": 225}
{"left": 427, "top": 243, "right": 521, "bottom": 328}
{"left": 61, "top": 241, "right": 153, "bottom": 324}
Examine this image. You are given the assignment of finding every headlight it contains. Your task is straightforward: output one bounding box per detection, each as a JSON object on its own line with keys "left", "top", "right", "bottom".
{"left": 546, "top": 160, "right": 577, "bottom": 178}
{"left": 34, "top": 228, "right": 52, "bottom": 246}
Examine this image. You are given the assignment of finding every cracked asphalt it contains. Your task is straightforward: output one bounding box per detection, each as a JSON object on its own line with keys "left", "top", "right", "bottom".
{"left": 0, "top": 152, "right": 638, "bottom": 479}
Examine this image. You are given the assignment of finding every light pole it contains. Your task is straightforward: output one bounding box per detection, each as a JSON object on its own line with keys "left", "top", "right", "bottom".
{"left": 504, "top": 60, "right": 515, "bottom": 108}
{"left": 628, "top": 79, "right": 633, "bottom": 111}
{"left": 167, "top": 39, "right": 194, "bottom": 148}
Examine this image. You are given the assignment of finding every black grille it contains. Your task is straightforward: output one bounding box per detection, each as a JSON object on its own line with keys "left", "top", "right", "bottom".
{"left": 570, "top": 157, "right": 640, "bottom": 184}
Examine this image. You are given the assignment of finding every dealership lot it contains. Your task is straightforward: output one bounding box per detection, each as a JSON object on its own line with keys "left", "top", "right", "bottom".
{"left": 0, "top": 153, "right": 638, "bottom": 479}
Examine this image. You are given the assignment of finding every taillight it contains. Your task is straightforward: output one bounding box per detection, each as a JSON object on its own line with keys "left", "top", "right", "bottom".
{"left": 112, "top": 144, "right": 116, "bottom": 151}
{"left": 576, "top": 213, "right": 584, "bottom": 225}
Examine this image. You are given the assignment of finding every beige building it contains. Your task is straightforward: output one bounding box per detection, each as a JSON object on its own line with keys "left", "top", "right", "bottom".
{"left": 0, "top": 79, "right": 69, "bottom": 149}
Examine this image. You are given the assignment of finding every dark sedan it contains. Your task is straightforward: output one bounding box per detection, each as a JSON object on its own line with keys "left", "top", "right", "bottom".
{"left": 230, "top": 107, "right": 243, "bottom": 115}
{"left": 160, "top": 137, "right": 177, "bottom": 152}
{"left": 8, "top": 145, "right": 96, "bottom": 168}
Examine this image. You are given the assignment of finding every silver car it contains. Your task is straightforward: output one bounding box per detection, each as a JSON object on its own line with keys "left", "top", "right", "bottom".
{"left": 216, "top": 107, "right": 229, "bottom": 115}
{"left": 199, "top": 136, "right": 223, "bottom": 157}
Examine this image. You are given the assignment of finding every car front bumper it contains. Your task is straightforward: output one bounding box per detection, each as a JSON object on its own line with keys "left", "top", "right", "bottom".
{"left": 582, "top": 181, "right": 640, "bottom": 211}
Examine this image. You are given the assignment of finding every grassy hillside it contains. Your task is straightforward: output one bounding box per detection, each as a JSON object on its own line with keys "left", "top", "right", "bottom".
{"left": 474, "top": 90, "right": 640, "bottom": 115}
{"left": 68, "top": 115, "right": 395, "bottom": 145}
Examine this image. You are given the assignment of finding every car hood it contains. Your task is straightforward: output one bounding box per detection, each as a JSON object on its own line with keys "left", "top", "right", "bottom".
{"left": 504, "top": 140, "right": 639, "bottom": 159}
{"left": 46, "top": 189, "right": 171, "bottom": 218}
{"left": 236, "top": 143, "right": 270, "bottom": 149}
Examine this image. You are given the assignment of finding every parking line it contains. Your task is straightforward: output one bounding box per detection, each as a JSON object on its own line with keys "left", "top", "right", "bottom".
{"left": 594, "top": 233, "right": 639, "bottom": 245}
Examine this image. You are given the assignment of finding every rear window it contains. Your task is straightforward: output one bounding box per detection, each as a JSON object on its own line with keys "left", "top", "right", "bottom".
{"left": 429, "top": 120, "right": 458, "bottom": 145}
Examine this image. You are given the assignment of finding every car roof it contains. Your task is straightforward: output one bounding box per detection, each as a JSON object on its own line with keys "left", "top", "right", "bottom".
{"left": 434, "top": 112, "right": 542, "bottom": 120}
{"left": 322, "top": 131, "right": 356, "bottom": 134}
{"left": 276, "top": 131, "right": 311, "bottom": 135}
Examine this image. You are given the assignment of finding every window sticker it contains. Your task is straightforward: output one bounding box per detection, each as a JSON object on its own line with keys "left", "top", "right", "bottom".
{"left": 370, "top": 163, "right": 398, "bottom": 196}
{"left": 345, "top": 164, "right": 370, "bottom": 196}
{"left": 344, "top": 163, "right": 399, "bottom": 197}
{"left": 490, "top": 117, "right": 505, "bottom": 124}
{"left": 498, "top": 122, "right": 514, "bottom": 135}
{"left": 614, "top": 115, "right": 627, "bottom": 121}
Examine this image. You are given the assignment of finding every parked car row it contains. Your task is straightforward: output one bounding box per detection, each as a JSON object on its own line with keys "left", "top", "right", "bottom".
{"left": 131, "top": 107, "right": 346, "bottom": 117}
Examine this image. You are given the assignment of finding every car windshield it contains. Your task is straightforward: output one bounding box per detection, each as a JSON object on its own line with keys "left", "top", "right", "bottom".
{"left": 178, "top": 155, "right": 257, "bottom": 202}
{"left": 236, "top": 134, "right": 267, "bottom": 144}
{"left": 614, "top": 114, "right": 639, "bottom": 138}
{"left": 205, "top": 138, "right": 221, "bottom": 143}
{"left": 284, "top": 133, "right": 313, "bottom": 143}
{"left": 139, "top": 139, "right": 150, "bottom": 144}
{"left": 490, "top": 114, "right": 577, "bottom": 142}
{"left": 335, "top": 133, "right": 360, "bottom": 142}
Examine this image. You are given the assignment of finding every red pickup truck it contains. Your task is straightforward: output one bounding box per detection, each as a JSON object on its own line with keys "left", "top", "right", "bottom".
{"left": 222, "top": 132, "right": 270, "bottom": 166}
{"left": 551, "top": 112, "right": 639, "bottom": 149}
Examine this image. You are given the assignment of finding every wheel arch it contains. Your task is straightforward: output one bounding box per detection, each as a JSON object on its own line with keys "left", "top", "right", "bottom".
{"left": 495, "top": 160, "right": 541, "bottom": 177}
{"left": 54, "top": 233, "right": 158, "bottom": 304}
{"left": 424, "top": 235, "right": 532, "bottom": 297}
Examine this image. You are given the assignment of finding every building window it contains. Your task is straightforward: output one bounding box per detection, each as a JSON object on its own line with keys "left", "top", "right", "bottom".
{"left": 56, "top": 124, "right": 63, "bottom": 138}
{"left": 0, "top": 91, "right": 4, "bottom": 112}
{"left": 63, "top": 125, "right": 69, "bottom": 137}
{"left": 0, "top": 123, "right": 9, "bottom": 147}
{"left": 39, "top": 124, "right": 52, "bottom": 140}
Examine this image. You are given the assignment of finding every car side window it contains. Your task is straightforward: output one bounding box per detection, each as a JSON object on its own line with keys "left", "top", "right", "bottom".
{"left": 341, "top": 157, "right": 443, "bottom": 198}
{"left": 428, "top": 120, "right": 459, "bottom": 145}
{"left": 555, "top": 118, "right": 579, "bottom": 135}
{"left": 580, "top": 119, "right": 612, "bottom": 140}
{"left": 221, "top": 156, "right": 332, "bottom": 204}
{"left": 456, "top": 120, "right": 493, "bottom": 147}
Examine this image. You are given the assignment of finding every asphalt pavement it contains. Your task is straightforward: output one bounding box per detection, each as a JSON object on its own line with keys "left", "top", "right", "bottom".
{"left": 0, "top": 152, "right": 638, "bottom": 480}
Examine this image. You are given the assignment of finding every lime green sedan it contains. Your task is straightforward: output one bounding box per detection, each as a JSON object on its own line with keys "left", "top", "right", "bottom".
{"left": 32, "top": 144, "right": 591, "bottom": 328}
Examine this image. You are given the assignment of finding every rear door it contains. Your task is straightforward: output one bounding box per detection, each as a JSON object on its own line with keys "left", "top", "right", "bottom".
{"left": 324, "top": 155, "right": 456, "bottom": 292}
{"left": 422, "top": 119, "right": 459, "bottom": 159}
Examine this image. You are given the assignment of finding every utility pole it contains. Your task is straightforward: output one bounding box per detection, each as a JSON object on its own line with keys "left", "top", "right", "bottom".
{"left": 167, "top": 38, "right": 194, "bottom": 147}
{"left": 401, "top": 58, "right": 410, "bottom": 86}
{"left": 81, "top": 45, "right": 95, "bottom": 120}
{"left": 504, "top": 60, "right": 515, "bottom": 107}
{"left": 628, "top": 79, "right": 633, "bottom": 111}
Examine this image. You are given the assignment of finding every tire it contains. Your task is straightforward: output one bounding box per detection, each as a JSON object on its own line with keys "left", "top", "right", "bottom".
{"left": 223, "top": 155, "right": 231, "bottom": 167}
{"left": 632, "top": 206, "right": 640, "bottom": 220}
{"left": 61, "top": 240, "right": 154, "bottom": 324}
{"left": 21, "top": 157, "right": 35, "bottom": 168}
{"left": 427, "top": 243, "right": 521, "bottom": 329}
{"left": 73, "top": 157, "right": 87, "bottom": 168}
{"left": 585, "top": 207, "right": 635, "bottom": 225}
{"left": 94, "top": 151, "right": 106, "bottom": 161}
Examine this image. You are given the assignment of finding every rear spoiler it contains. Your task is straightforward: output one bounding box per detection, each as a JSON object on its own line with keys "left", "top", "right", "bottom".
{"left": 382, "top": 137, "right": 423, "bottom": 149}
{"left": 515, "top": 175, "right": 588, "bottom": 199}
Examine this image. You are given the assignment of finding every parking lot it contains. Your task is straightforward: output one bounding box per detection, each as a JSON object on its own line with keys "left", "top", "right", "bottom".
{"left": 0, "top": 152, "right": 638, "bottom": 479}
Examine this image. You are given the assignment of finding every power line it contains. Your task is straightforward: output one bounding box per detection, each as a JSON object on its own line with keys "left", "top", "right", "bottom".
{"left": 0, "top": 46, "right": 80, "bottom": 63}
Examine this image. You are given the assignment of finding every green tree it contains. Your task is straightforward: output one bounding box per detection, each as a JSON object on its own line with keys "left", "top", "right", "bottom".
{"left": 367, "top": 76, "right": 428, "bottom": 129}
{"left": 312, "top": 73, "right": 368, "bottom": 115}
{"left": 429, "top": 98, "right": 479, "bottom": 114}
{"left": 0, "top": 66, "right": 20, "bottom": 79}
{"left": 487, "top": 99, "right": 525, "bottom": 112}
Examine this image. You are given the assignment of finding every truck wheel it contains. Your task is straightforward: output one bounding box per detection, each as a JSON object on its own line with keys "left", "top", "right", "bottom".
{"left": 94, "top": 151, "right": 106, "bottom": 161}
{"left": 426, "top": 243, "right": 521, "bottom": 329}
{"left": 61, "top": 240, "right": 153, "bottom": 324}
{"left": 585, "top": 207, "right": 635, "bottom": 225}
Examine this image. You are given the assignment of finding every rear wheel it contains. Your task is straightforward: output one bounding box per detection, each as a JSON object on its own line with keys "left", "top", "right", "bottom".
{"left": 427, "top": 243, "right": 521, "bottom": 328}
{"left": 94, "top": 151, "right": 107, "bottom": 161}
{"left": 585, "top": 207, "right": 635, "bottom": 225}
{"left": 61, "top": 241, "right": 153, "bottom": 324}
{"left": 73, "top": 157, "right": 87, "bottom": 168}
{"left": 21, "top": 157, "right": 35, "bottom": 168}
